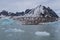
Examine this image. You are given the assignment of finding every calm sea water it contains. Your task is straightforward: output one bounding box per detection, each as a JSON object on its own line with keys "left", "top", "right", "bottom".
{"left": 0, "top": 18, "right": 60, "bottom": 40}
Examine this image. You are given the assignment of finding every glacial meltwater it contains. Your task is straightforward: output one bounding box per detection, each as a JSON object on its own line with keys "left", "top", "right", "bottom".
{"left": 0, "top": 18, "right": 60, "bottom": 40}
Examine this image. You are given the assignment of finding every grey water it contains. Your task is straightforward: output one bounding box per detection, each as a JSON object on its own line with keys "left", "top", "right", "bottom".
{"left": 0, "top": 18, "right": 60, "bottom": 40}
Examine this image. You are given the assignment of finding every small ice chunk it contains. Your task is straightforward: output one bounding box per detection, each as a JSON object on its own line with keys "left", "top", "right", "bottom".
{"left": 11, "top": 28, "right": 25, "bottom": 32}
{"left": 5, "top": 28, "right": 25, "bottom": 33}
{"left": 35, "top": 31, "right": 50, "bottom": 36}
{"left": 5, "top": 29, "right": 12, "bottom": 32}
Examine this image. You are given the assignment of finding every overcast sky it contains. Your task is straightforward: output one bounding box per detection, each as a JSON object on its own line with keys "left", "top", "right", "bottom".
{"left": 0, "top": 0, "right": 60, "bottom": 14}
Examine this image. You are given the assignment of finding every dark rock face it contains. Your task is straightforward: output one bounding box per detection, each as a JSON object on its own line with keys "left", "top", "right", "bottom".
{"left": 0, "top": 10, "right": 9, "bottom": 16}
{"left": 38, "top": 6, "right": 59, "bottom": 18}
{"left": 25, "top": 9, "right": 32, "bottom": 14}
{"left": 15, "top": 12, "right": 25, "bottom": 16}
{"left": 0, "top": 10, "right": 25, "bottom": 16}
{"left": 43, "top": 6, "right": 59, "bottom": 18}
{"left": 0, "top": 9, "right": 31, "bottom": 16}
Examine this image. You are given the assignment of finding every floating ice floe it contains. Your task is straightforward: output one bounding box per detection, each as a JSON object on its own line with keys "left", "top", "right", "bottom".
{"left": 5, "top": 28, "right": 25, "bottom": 33}
{"left": 0, "top": 18, "right": 15, "bottom": 25}
{"left": 35, "top": 31, "right": 50, "bottom": 36}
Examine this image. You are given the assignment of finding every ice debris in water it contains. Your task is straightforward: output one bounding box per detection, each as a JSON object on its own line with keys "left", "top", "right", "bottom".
{"left": 35, "top": 31, "right": 50, "bottom": 36}
{"left": 5, "top": 28, "right": 25, "bottom": 32}
{"left": 0, "top": 18, "right": 14, "bottom": 25}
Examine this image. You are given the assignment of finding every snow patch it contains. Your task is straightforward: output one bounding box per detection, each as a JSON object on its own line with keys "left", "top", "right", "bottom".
{"left": 23, "top": 5, "right": 44, "bottom": 17}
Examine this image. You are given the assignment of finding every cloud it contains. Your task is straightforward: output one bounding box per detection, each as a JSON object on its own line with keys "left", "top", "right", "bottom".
{"left": 0, "top": 0, "right": 60, "bottom": 13}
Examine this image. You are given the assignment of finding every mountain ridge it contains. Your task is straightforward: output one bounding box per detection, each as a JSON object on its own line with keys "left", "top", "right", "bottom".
{"left": 24, "top": 5, "right": 59, "bottom": 18}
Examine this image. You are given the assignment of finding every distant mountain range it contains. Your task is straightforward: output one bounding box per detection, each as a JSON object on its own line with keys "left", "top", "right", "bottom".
{"left": 0, "top": 9, "right": 31, "bottom": 16}
{"left": 0, "top": 5, "right": 59, "bottom": 18}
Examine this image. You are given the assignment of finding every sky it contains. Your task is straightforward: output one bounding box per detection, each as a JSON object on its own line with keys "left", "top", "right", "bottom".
{"left": 0, "top": 0, "right": 60, "bottom": 14}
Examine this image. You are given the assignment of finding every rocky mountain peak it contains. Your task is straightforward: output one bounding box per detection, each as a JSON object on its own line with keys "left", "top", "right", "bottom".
{"left": 24, "top": 5, "right": 59, "bottom": 18}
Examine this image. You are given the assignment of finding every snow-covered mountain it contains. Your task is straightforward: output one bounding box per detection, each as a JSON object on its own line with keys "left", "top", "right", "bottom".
{"left": 24, "top": 5, "right": 59, "bottom": 18}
